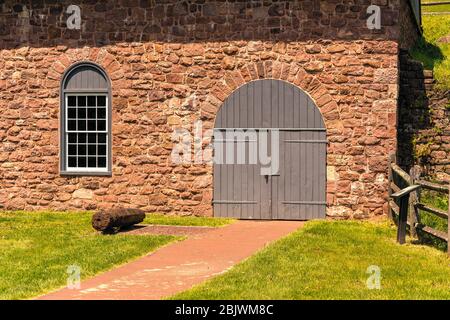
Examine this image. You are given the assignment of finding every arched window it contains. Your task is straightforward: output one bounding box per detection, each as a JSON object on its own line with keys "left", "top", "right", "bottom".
{"left": 60, "top": 62, "right": 112, "bottom": 175}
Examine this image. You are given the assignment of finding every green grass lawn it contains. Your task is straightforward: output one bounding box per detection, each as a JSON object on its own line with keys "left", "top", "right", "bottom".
{"left": 0, "top": 211, "right": 178, "bottom": 300}
{"left": 411, "top": 11, "right": 450, "bottom": 89}
{"left": 173, "top": 220, "right": 450, "bottom": 300}
{"left": 144, "top": 213, "right": 234, "bottom": 227}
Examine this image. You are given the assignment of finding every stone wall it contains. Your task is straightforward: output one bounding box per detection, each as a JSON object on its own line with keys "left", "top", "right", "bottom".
{"left": 0, "top": 0, "right": 404, "bottom": 47}
{"left": 398, "top": 50, "right": 450, "bottom": 181}
{"left": 0, "top": 0, "right": 415, "bottom": 218}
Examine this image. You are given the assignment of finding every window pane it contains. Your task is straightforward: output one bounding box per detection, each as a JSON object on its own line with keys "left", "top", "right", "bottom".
{"left": 98, "top": 157, "right": 107, "bottom": 168}
{"left": 78, "top": 108, "right": 86, "bottom": 119}
{"left": 88, "top": 157, "right": 97, "bottom": 168}
{"left": 78, "top": 96, "right": 86, "bottom": 107}
{"left": 88, "top": 133, "right": 96, "bottom": 143}
{"left": 68, "top": 108, "right": 77, "bottom": 118}
{"left": 68, "top": 120, "right": 77, "bottom": 131}
{"left": 87, "top": 108, "right": 96, "bottom": 119}
{"left": 97, "top": 120, "right": 106, "bottom": 131}
{"left": 97, "top": 108, "right": 106, "bottom": 119}
{"left": 68, "top": 96, "right": 76, "bottom": 107}
{"left": 68, "top": 144, "right": 77, "bottom": 155}
{"left": 97, "top": 96, "right": 106, "bottom": 106}
{"left": 78, "top": 157, "right": 86, "bottom": 167}
{"left": 88, "top": 145, "right": 96, "bottom": 156}
{"left": 98, "top": 134, "right": 107, "bottom": 143}
{"left": 78, "top": 120, "right": 86, "bottom": 131}
{"left": 78, "top": 144, "right": 86, "bottom": 155}
{"left": 88, "top": 96, "right": 96, "bottom": 106}
{"left": 98, "top": 145, "right": 106, "bottom": 156}
{"left": 68, "top": 133, "right": 77, "bottom": 143}
{"left": 87, "top": 120, "right": 96, "bottom": 131}
{"left": 68, "top": 157, "right": 77, "bottom": 167}
{"left": 78, "top": 133, "right": 86, "bottom": 143}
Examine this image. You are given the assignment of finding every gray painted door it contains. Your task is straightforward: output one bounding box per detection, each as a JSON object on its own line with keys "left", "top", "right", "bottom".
{"left": 213, "top": 80, "right": 326, "bottom": 220}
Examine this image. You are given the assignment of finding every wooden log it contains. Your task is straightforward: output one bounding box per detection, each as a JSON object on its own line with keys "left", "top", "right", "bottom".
{"left": 92, "top": 208, "right": 146, "bottom": 232}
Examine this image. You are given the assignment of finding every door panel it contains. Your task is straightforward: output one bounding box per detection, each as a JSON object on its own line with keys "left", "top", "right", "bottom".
{"left": 213, "top": 132, "right": 271, "bottom": 219}
{"left": 271, "top": 130, "right": 327, "bottom": 220}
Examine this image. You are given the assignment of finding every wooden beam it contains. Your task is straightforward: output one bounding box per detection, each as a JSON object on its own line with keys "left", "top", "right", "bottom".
{"left": 389, "top": 200, "right": 399, "bottom": 216}
{"left": 390, "top": 182, "right": 400, "bottom": 193}
{"left": 387, "top": 153, "right": 396, "bottom": 220}
{"left": 416, "top": 180, "right": 449, "bottom": 193}
{"left": 397, "top": 195, "right": 409, "bottom": 244}
{"left": 415, "top": 203, "right": 448, "bottom": 219}
{"left": 391, "top": 185, "right": 421, "bottom": 199}
{"left": 418, "top": 225, "right": 449, "bottom": 242}
{"left": 422, "top": 1, "right": 450, "bottom": 6}
{"left": 391, "top": 163, "right": 412, "bottom": 185}
{"left": 408, "top": 167, "right": 419, "bottom": 239}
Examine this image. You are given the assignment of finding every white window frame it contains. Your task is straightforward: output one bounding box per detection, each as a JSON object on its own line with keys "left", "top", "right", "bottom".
{"left": 65, "top": 94, "right": 109, "bottom": 173}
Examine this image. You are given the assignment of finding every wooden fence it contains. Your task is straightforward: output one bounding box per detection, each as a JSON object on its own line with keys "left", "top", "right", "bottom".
{"left": 422, "top": 1, "right": 450, "bottom": 6}
{"left": 422, "top": 1, "right": 450, "bottom": 15}
{"left": 388, "top": 155, "right": 450, "bottom": 256}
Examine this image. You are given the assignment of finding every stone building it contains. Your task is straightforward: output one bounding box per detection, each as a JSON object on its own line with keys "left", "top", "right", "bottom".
{"left": 0, "top": 0, "right": 421, "bottom": 219}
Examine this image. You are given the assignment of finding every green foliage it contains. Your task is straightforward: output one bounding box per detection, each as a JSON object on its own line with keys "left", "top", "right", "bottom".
{"left": 0, "top": 211, "right": 177, "bottom": 299}
{"left": 432, "top": 125, "right": 443, "bottom": 135}
{"left": 412, "top": 135, "right": 433, "bottom": 162}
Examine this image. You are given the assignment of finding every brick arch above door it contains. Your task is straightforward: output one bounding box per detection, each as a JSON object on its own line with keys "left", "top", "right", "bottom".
{"left": 205, "top": 61, "right": 342, "bottom": 132}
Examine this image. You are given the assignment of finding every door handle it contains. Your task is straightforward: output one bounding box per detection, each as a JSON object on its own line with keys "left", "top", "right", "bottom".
{"left": 264, "top": 175, "right": 269, "bottom": 183}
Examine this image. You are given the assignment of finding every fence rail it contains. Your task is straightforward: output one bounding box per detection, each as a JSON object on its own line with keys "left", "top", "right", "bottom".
{"left": 421, "top": 1, "right": 450, "bottom": 16}
{"left": 388, "top": 154, "right": 450, "bottom": 256}
{"left": 422, "top": 1, "right": 450, "bottom": 6}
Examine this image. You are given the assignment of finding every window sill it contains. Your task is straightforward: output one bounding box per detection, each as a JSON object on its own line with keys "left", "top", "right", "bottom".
{"left": 60, "top": 171, "right": 112, "bottom": 177}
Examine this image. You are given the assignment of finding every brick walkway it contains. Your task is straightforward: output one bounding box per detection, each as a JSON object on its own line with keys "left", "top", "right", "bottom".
{"left": 38, "top": 220, "right": 303, "bottom": 300}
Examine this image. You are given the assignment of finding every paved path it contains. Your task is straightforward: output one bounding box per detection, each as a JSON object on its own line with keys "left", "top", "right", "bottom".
{"left": 39, "top": 220, "right": 303, "bottom": 300}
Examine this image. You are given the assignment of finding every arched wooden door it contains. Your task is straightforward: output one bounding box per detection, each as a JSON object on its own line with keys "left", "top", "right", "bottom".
{"left": 213, "top": 80, "right": 326, "bottom": 220}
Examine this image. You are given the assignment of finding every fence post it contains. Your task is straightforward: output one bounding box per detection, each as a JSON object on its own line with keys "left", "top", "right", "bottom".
{"left": 398, "top": 194, "right": 409, "bottom": 244}
{"left": 408, "top": 167, "right": 420, "bottom": 239}
{"left": 387, "top": 153, "right": 396, "bottom": 220}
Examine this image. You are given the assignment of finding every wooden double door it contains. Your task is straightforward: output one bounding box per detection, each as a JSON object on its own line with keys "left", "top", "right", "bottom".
{"left": 213, "top": 80, "right": 326, "bottom": 220}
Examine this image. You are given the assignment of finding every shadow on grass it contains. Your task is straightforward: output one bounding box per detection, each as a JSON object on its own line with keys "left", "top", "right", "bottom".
{"left": 410, "top": 37, "right": 445, "bottom": 70}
